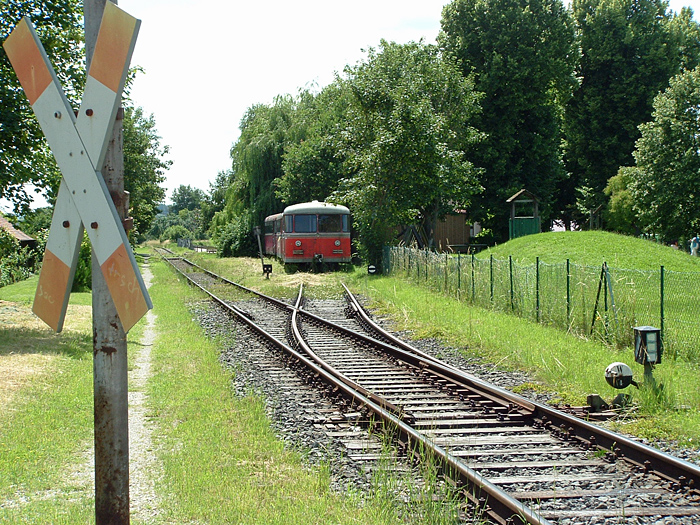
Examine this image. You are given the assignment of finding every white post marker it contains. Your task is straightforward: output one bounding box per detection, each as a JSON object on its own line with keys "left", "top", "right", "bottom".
{"left": 3, "top": 3, "right": 151, "bottom": 332}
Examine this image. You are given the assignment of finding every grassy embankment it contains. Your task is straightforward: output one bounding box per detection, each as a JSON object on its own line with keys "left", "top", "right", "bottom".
{"left": 481, "top": 230, "right": 700, "bottom": 271}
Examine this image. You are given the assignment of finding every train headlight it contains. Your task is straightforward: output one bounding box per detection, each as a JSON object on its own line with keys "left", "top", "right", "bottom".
{"left": 295, "top": 240, "right": 302, "bottom": 247}
{"left": 334, "top": 240, "right": 341, "bottom": 246}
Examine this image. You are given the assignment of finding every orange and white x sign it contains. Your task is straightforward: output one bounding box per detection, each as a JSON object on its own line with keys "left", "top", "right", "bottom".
{"left": 3, "top": 3, "right": 151, "bottom": 332}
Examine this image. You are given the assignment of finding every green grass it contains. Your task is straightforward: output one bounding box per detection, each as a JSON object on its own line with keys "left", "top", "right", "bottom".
{"left": 0, "top": 280, "right": 95, "bottom": 524}
{"left": 480, "top": 230, "right": 700, "bottom": 271}
{"left": 147, "top": 257, "right": 405, "bottom": 524}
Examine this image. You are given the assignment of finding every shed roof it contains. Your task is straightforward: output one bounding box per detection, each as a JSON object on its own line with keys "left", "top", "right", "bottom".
{"left": 0, "top": 214, "right": 35, "bottom": 243}
{"left": 506, "top": 189, "right": 539, "bottom": 203}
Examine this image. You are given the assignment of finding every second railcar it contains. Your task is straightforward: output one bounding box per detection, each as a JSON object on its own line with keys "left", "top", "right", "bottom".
{"left": 264, "top": 201, "right": 351, "bottom": 265}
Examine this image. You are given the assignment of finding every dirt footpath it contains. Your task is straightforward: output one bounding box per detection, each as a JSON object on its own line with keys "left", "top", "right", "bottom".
{"left": 128, "top": 263, "right": 162, "bottom": 522}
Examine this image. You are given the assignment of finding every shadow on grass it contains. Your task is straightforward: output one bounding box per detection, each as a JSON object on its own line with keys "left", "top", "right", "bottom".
{"left": 0, "top": 327, "right": 91, "bottom": 360}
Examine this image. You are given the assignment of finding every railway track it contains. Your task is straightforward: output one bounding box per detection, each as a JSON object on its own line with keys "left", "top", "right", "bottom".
{"left": 159, "top": 251, "right": 700, "bottom": 524}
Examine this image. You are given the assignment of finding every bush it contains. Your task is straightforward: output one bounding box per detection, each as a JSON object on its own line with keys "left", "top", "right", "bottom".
{"left": 0, "top": 229, "right": 39, "bottom": 288}
{"left": 161, "top": 225, "right": 191, "bottom": 243}
{"left": 214, "top": 212, "right": 257, "bottom": 257}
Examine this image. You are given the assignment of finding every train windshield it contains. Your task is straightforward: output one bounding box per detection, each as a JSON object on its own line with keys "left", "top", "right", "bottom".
{"left": 294, "top": 214, "right": 317, "bottom": 233}
{"left": 318, "top": 214, "right": 349, "bottom": 233}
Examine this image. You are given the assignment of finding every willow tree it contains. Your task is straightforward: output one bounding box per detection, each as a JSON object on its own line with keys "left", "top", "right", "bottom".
{"left": 212, "top": 97, "right": 297, "bottom": 255}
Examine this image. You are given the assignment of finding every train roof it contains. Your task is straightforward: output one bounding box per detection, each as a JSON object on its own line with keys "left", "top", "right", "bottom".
{"left": 283, "top": 201, "right": 349, "bottom": 215}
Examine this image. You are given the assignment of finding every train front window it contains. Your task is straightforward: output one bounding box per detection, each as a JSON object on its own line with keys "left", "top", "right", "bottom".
{"left": 318, "top": 214, "right": 342, "bottom": 232}
{"left": 294, "top": 214, "right": 317, "bottom": 233}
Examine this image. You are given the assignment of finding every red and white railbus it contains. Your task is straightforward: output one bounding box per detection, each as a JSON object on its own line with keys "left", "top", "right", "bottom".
{"left": 264, "top": 201, "right": 351, "bottom": 266}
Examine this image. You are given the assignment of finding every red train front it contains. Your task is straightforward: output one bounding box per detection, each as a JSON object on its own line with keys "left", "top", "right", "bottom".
{"left": 264, "top": 201, "right": 351, "bottom": 266}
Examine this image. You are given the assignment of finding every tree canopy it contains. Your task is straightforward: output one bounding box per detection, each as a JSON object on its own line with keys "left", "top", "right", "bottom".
{"left": 170, "top": 184, "right": 206, "bottom": 215}
{"left": 123, "top": 106, "right": 169, "bottom": 241}
{"left": 439, "top": 0, "right": 578, "bottom": 242}
{"left": 628, "top": 66, "right": 700, "bottom": 242}
{"left": 330, "top": 40, "right": 483, "bottom": 263}
{"left": 562, "top": 0, "right": 699, "bottom": 226}
{"left": 1, "top": 0, "right": 85, "bottom": 213}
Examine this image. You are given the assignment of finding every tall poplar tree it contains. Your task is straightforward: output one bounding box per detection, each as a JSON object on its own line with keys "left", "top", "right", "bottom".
{"left": 440, "top": 0, "right": 577, "bottom": 242}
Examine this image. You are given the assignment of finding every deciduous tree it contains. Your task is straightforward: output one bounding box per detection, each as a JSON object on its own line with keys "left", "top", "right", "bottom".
{"left": 562, "top": 0, "right": 699, "bottom": 227}
{"left": 440, "top": 0, "right": 577, "bottom": 242}
{"left": 1, "top": 0, "right": 84, "bottom": 213}
{"left": 123, "top": 106, "right": 169, "bottom": 240}
{"left": 629, "top": 66, "right": 700, "bottom": 242}
{"left": 331, "top": 40, "right": 483, "bottom": 265}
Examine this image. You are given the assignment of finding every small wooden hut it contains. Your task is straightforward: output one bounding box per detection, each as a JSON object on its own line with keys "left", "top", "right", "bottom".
{"left": 506, "top": 189, "right": 541, "bottom": 240}
{"left": 0, "top": 214, "right": 36, "bottom": 248}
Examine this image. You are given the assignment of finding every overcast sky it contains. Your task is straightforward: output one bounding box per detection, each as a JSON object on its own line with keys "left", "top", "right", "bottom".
{"left": 3, "top": 0, "right": 699, "bottom": 213}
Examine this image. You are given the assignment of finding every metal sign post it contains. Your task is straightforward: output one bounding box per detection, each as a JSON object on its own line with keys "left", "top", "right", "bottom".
{"left": 4, "top": 2, "right": 147, "bottom": 522}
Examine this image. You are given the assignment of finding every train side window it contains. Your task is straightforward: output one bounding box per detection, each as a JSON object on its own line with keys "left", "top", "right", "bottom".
{"left": 342, "top": 214, "right": 349, "bottom": 232}
{"left": 285, "top": 215, "right": 293, "bottom": 233}
{"left": 318, "top": 214, "right": 342, "bottom": 232}
{"left": 294, "top": 214, "right": 317, "bottom": 233}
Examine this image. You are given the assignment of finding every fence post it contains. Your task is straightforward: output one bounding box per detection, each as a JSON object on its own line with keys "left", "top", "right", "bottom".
{"left": 660, "top": 265, "right": 665, "bottom": 341}
{"left": 536, "top": 256, "right": 540, "bottom": 323}
{"left": 490, "top": 254, "right": 494, "bottom": 303}
{"left": 509, "top": 255, "right": 514, "bottom": 312}
{"left": 424, "top": 249, "right": 427, "bottom": 282}
{"left": 445, "top": 252, "right": 448, "bottom": 292}
{"left": 566, "top": 258, "right": 571, "bottom": 324}
{"left": 457, "top": 253, "right": 461, "bottom": 292}
{"left": 471, "top": 253, "right": 475, "bottom": 303}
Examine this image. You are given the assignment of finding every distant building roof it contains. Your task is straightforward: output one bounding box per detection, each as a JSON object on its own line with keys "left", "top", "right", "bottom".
{"left": 0, "top": 214, "right": 35, "bottom": 244}
{"left": 506, "top": 189, "right": 539, "bottom": 203}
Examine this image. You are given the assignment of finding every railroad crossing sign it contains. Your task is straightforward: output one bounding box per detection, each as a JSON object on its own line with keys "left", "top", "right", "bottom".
{"left": 3, "top": 2, "right": 151, "bottom": 332}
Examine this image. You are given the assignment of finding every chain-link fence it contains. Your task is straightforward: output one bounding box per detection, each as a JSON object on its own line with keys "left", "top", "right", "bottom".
{"left": 386, "top": 246, "right": 700, "bottom": 361}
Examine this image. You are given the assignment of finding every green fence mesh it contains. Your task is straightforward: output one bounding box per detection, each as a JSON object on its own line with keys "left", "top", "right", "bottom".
{"left": 387, "top": 246, "right": 700, "bottom": 361}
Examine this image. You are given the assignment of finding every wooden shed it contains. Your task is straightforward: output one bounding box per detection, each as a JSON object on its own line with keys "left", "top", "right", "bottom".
{"left": 0, "top": 214, "right": 36, "bottom": 248}
{"left": 506, "top": 189, "right": 541, "bottom": 240}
